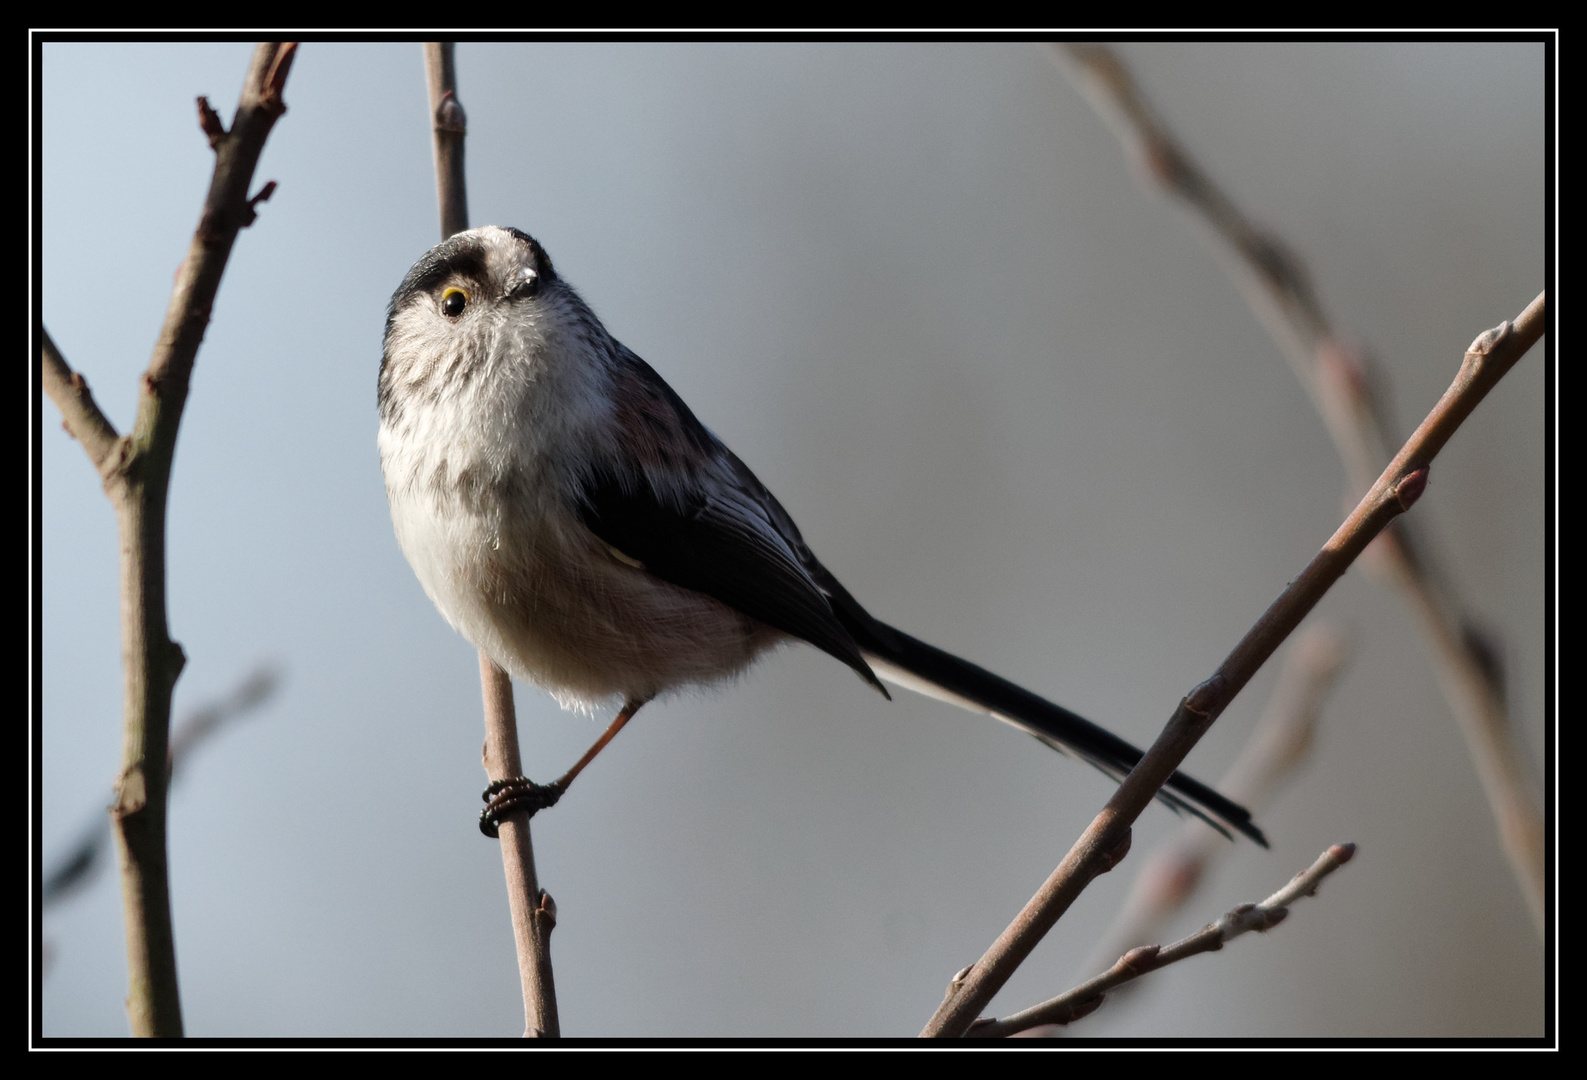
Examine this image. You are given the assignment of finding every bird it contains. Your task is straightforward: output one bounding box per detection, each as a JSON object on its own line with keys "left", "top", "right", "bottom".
{"left": 377, "top": 225, "right": 1265, "bottom": 846}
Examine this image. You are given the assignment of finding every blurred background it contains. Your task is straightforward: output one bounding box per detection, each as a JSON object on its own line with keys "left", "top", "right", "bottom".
{"left": 39, "top": 41, "right": 1547, "bottom": 1038}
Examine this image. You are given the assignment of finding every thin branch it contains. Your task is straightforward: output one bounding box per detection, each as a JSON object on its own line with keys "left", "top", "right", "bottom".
{"left": 166, "top": 665, "right": 282, "bottom": 781}
{"left": 478, "top": 659, "right": 561, "bottom": 1038}
{"left": 39, "top": 42, "right": 295, "bottom": 1037}
{"left": 1078, "top": 625, "right": 1349, "bottom": 980}
{"left": 973, "top": 844, "right": 1357, "bottom": 1037}
{"left": 41, "top": 329, "right": 120, "bottom": 473}
{"left": 1202, "top": 624, "right": 1348, "bottom": 815}
{"left": 424, "top": 42, "right": 469, "bottom": 240}
{"left": 1056, "top": 41, "right": 1545, "bottom": 935}
{"left": 422, "top": 41, "right": 560, "bottom": 1038}
{"left": 923, "top": 294, "right": 1545, "bottom": 1037}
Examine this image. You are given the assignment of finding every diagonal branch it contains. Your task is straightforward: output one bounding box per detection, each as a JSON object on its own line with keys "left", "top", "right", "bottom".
{"left": 1077, "top": 624, "right": 1349, "bottom": 982}
{"left": 923, "top": 293, "right": 1545, "bottom": 1037}
{"left": 973, "top": 844, "right": 1356, "bottom": 1037}
{"left": 1055, "top": 42, "right": 1545, "bottom": 934}
{"left": 43, "top": 666, "right": 282, "bottom": 909}
{"left": 41, "top": 329, "right": 120, "bottom": 473}
{"left": 39, "top": 41, "right": 296, "bottom": 1038}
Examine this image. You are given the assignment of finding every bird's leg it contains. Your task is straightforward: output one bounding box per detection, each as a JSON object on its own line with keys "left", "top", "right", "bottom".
{"left": 551, "top": 697, "right": 650, "bottom": 793}
{"left": 479, "top": 698, "right": 650, "bottom": 837}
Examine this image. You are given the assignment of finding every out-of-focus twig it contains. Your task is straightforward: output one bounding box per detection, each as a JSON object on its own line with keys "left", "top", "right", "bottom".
{"left": 1055, "top": 42, "right": 1544, "bottom": 935}
{"left": 923, "top": 295, "right": 1544, "bottom": 1037}
{"left": 43, "top": 667, "right": 282, "bottom": 908}
{"left": 167, "top": 666, "right": 280, "bottom": 781}
{"left": 40, "top": 42, "right": 296, "bottom": 1037}
{"left": 972, "top": 844, "right": 1357, "bottom": 1037}
{"left": 422, "top": 41, "right": 559, "bottom": 1039}
{"left": 1079, "top": 625, "right": 1349, "bottom": 980}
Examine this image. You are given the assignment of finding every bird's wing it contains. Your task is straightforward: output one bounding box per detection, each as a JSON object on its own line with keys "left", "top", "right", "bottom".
{"left": 573, "top": 349, "right": 885, "bottom": 694}
{"left": 577, "top": 348, "right": 1263, "bottom": 845}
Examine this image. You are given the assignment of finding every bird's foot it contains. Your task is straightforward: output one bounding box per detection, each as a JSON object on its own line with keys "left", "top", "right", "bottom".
{"left": 479, "top": 776, "right": 563, "bottom": 837}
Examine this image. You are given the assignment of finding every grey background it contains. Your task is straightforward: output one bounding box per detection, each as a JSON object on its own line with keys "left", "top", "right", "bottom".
{"left": 40, "top": 41, "right": 1547, "bottom": 1038}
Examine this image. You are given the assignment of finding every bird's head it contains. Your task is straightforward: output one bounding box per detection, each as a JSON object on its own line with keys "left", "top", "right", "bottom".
{"left": 380, "top": 226, "right": 617, "bottom": 426}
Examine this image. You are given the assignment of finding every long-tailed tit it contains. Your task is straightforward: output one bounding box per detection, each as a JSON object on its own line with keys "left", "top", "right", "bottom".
{"left": 378, "top": 226, "right": 1265, "bottom": 846}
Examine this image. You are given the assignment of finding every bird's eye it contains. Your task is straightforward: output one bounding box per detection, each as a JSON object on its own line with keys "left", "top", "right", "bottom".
{"left": 441, "top": 287, "right": 468, "bottom": 318}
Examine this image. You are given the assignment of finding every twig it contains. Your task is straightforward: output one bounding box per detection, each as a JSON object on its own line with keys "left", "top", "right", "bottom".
{"left": 422, "top": 41, "right": 560, "bottom": 1038}
{"left": 43, "top": 667, "right": 282, "bottom": 908}
{"left": 479, "top": 659, "right": 561, "bottom": 1038}
{"left": 40, "top": 330, "right": 118, "bottom": 473}
{"left": 165, "top": 666, "right": 281, "bottom": 781}
{"left": 424, "top": 42, "right": 469, "bottom": 241}
{"left": 1056, "top": 42, "right": 1545, "bottom": 935}
{"left": 923, "top": 293, "right": 1545, "bottom": 1037}
{"left": 973, "top": 844, "right": 1357, "bottom": 1037}
{"left": 1078, "top": 625, "right": 1349, "bottom": 979}
{"left": 38, "top": 42, "right": 295, "bottom": 1038}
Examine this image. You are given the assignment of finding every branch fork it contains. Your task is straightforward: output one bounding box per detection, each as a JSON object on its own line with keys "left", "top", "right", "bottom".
{"left": 40, "top": 41, "right": 297, "bottom": 1038}
{"left": 974, "top": 844, "right": 1358, "bottom": 1037}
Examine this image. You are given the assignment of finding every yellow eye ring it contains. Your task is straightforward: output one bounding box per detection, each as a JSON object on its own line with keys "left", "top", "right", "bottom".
{"left": 441, "top": 287, "right": 468, "bottom": 318}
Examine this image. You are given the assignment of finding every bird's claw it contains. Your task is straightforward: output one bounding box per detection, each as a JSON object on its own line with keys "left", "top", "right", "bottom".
{"left": 479, "top": 776, "right": 563, "bottom": 837}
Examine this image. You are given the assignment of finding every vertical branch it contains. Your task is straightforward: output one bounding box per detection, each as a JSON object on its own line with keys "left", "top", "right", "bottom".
{"left": 422, "top": 41, "right": 560, "bottom": 1038}
{"left": 40, "top": 41, "right": 296, "bottom": 1037}
{"left": 1055, "top": 42, "right": 1545, "bottom": 933}
{"left": 424, "top": 42, "right": 469, "bottom": 240}
{"left": 479, "top": 659, "right": 560, "bottom": 1037}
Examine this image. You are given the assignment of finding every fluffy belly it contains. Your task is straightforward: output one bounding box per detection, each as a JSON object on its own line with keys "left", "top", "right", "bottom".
{"left": 388, "top": 482, "right": 783, "bottom": 709}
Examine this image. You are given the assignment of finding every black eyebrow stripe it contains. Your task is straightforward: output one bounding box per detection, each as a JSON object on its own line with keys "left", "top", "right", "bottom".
{"left": 410, "top": 247, "right": 488, "bottom": 296}
{"left": 391, "top": 236, "right": 490, "bottom": 308}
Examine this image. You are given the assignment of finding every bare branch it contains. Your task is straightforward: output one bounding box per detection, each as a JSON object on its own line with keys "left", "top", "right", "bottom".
{"left": 1079, "top": 625, "right": 1349, "bottom": 978}
{"left": 40, "top": 328, "right": 122, "bottom": 474}
{"left": 923, "top": 295, "right": 1544, "bottom": 1037}
{"left": 479, "top": 658, "right": 561, "bottom": 1038}
{"left": 37, "top": 41, "right": 296, "bottom": 1038}
{"left": 422, "top": 40, "right": 559, "bottom": 1037}
{"left": 1056, "top": 41, "right": 1545, "bottom": 935}
{"left": 1208, "top": 624, "right": 1348, "bottom": 812}
{"left": 424, "top": 42, "right": 469, "bottom": 240}
{"left": 974, "top": 844, "right": 1357, "bottom": 1037}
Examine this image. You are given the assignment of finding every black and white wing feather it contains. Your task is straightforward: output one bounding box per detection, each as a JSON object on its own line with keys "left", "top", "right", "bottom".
{"left": 576, "top": 348, "right": 1265, "bottom": 847}
{"left": 574, "top": 349, "right": 885, "bottom": 694}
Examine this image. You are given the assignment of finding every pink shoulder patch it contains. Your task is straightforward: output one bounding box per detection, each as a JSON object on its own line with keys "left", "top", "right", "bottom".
{"left": 610, "top": 366, "right": 714, "bottom": 472}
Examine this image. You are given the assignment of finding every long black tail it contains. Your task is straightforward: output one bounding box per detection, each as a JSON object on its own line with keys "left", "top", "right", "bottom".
{"left": 815, "top": 574, "right": 1267, "bottom": 847}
